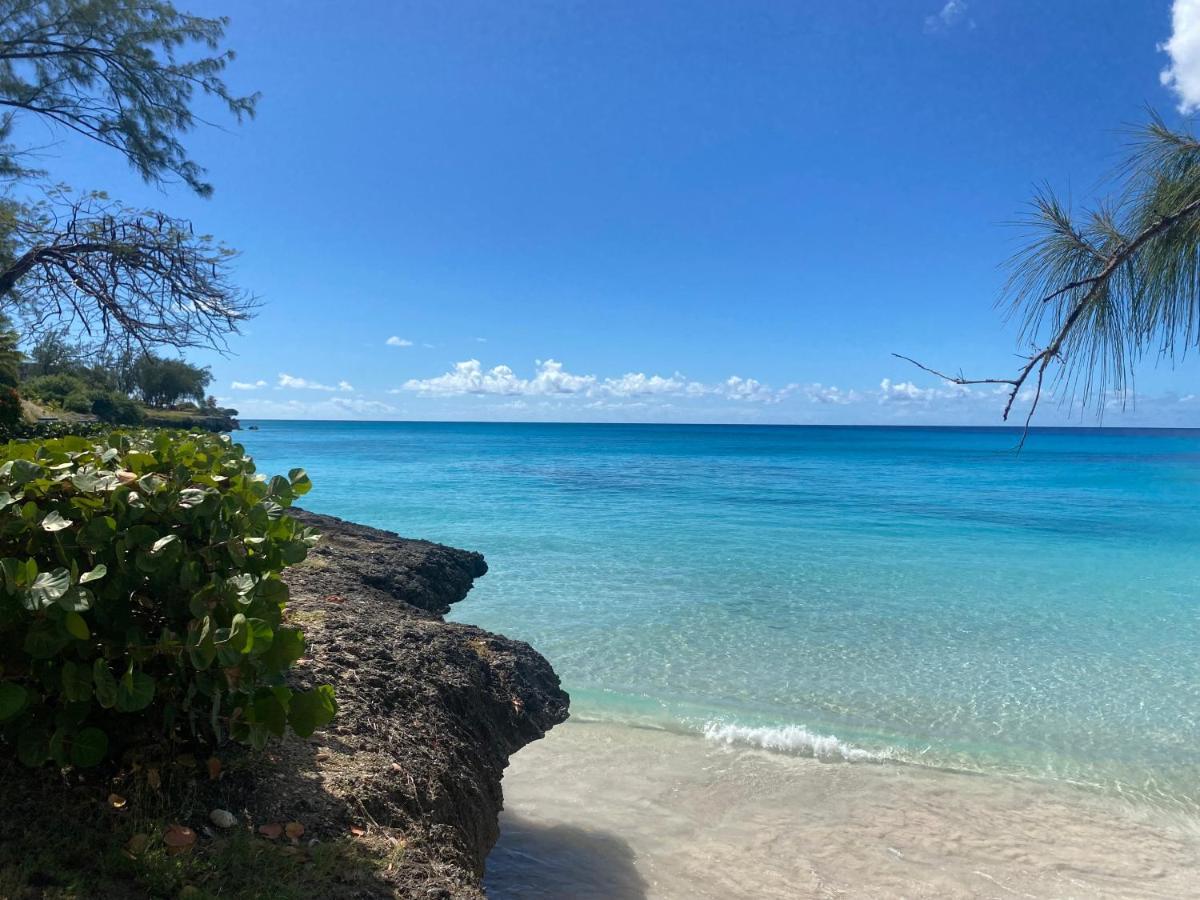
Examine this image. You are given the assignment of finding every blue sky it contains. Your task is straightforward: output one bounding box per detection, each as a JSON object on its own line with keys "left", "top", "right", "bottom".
{"left": 33, "top": 0, "right": 1200, "bottom": 425}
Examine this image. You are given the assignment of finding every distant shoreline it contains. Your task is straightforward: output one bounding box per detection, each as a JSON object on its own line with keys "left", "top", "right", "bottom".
{"left": 237, "top": 418, "right": 1200, "bottom": 433}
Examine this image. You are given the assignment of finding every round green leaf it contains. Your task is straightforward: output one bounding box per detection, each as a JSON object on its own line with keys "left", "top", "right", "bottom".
{"left": 8, "top": 459, "right": 43, "bottom": 485}
{"left": 70, "top": 727, "right": 108, "bottom": 768}
{"left": 252, "top": 690, "right": 287, "bottom": 736}
{"left": 280, "top": 541, "right": 308, "bottom": 565}
{"left": 287, "top": 468, "right": 312, "bottom": 496}
{"left": 115, "top": 671, "right": 155, "bottom": 713}
{"left": 23, "top": 619, "right": 67, "bottom": 659}
{"left": 288, "top": 685, "right": 337, "bottom": 738}
{"left": 246, "top": 618, "right": 274, "bottom": 655}
{"left": 29, "top": 568, "right": 70, "bottom": 608}
{"left": 40, "top": 510, "right": 73, "bottom": 532}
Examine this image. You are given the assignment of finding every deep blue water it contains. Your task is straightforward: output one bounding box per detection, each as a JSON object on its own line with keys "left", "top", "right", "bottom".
{"left": 238, "top": 422, "right": 1200, "bottom": 811}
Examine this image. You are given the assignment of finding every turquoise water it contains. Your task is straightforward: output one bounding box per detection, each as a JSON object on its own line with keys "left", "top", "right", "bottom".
{"left": 238, "top": 422, "right": 1200, "bottom": 812}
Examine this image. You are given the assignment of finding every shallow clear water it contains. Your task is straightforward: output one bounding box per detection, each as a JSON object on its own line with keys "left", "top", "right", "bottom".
{"left": 239, "top": 422, "right": 1200, "bottom": 812}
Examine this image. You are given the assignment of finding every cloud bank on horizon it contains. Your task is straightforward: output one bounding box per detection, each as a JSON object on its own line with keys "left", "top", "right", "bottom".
{"left": 220, "top": 357, "right": 1200, "bottom": 427}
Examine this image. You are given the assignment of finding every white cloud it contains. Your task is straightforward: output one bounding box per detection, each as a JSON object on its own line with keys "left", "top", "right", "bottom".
{"left": 722, "top": 376, "right": 778, "bottom": 403}
{"left": 386, "top": 336, "right": 413, "bottom": 347}
{"left": 924, "top": 0, "right": 971, "bottom": 34}
{"left": 878, "top": 377, "right": 972, "bottom": 403}
{"left": 390, "top": 358, "right": 1200, "bottom": 425}
{"left": 278, "top": 373, "right": 354, "bottom": 392}
{"left": 231, "top": 379, "right": 267, "bottom": 390}
{"left": 402, "top": 359, "right": 596, "bottom": 396}
{"left": 785, "top": 383, "right": 861, "bottom": 405}
{"left": 231, "top": 396, "right": 397, "bottom": 420}
{"left": 474, "top": 337, "right": 488, "bottom": 343}
{"left": 1161, "top": 1, "right": 1200, "bottom": 112}
{"left": 402, "top": 359, "right": 796, "bottom": 403}
{"left": 603, "top": 372, "right": 694, "bottom": 396}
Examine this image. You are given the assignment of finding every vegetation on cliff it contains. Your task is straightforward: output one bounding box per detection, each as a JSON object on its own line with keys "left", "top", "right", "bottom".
{"left": 0, "top": 430, "right": 332, "bottom": 770}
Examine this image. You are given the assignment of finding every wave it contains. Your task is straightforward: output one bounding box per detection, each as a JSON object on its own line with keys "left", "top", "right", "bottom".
{"left": 702, "top": 721, "right": 887, "bottom": 762}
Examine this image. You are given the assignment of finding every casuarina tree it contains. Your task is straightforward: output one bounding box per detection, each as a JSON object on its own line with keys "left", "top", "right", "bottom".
{"left": 899, "top": 115, "right": 1200, "bottom": 442}
{"left": 0, "top": 0, "right": 259, "bottom": 353}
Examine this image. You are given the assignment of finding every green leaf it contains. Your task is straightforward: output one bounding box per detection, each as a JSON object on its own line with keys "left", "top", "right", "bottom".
{"left": 115, "top": 671, "right": 155, "bottom": 713}
{"left": 225, "top": 613, "right": 250, "bottom": 654}
{"left": 246, "top": 618, "right": 274, "bottom": 655}
{"left": 0, "top": 557, "right": 26, "bottom": 591}
{"left": 64, "top": 611, "right": 90, "bottom": 640}
{"left": 79, "top": 564, "right": 107, "bottom": 584}
{"left": 264, "top": 627, "right": 305, "bottom": 670}
{"left": 125, "top": 524, "right": 158, "bottom": 548}
{"left": 178, "top": 488, "right": 209, "bottom": 509}
{"left": 253, "top": 690, "right": 289, "bottom": 736}
{"left": 187, "top": 617, "right": 217, "bottom": 670}
{"left": 280, "top": 541, "right": 308, "bottom": 565}
{"left": 70, "top": 727, "right": 108, "bottom": 768}
{"left": 40, "top": 510, "right": 73, "bottom": 532}
{"left": 287, "top": 468, "right": 313, "bottom": 496}
{"left": 287, "top": 685, "right": 336, "bottom": 738}
{"left": 61, "top": 661, "right": 93, "bottom": 702}
{"left": 77, "top": 516, "right": 116, "bottom": 549}
{"left": 55, "top": 586, "right": 93, "bottom": 613}
{"left": 93, "top": 660, "right": 117, "bottom": 709}
{"left": 259, "top": 577, "right": 289, "bottom": 607}
{"left": 267, "top": 475, "right": 294, "bottom": 504}
{"left": 227, "top": 573, "right": 255, "bottom": 596}
{"left": 29, "top": 568, "right": 70, "bottom": 607}
{"left": 0, "top": 682, "right": 27, "bottom": 721}
{"left": 150, "top": 534, "right": 177, "bottom": 554}
{"left": 7, "top": 459, "right": 43, "bottom": 485}
{"left": 70, "top": 471, "right": 102, "bottom": 492}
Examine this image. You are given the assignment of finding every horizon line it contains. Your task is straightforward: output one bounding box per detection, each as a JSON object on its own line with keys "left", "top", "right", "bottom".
{"left": 234, "top": 418, "right": 1200, "bottom": 432}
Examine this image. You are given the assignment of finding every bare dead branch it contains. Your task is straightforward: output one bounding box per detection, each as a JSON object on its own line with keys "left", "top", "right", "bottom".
{"left": 0, "top": 190, "right": 256, "bottom": 354}
{"left": 896, "top": 189, "right": 1200, "bottom": 448}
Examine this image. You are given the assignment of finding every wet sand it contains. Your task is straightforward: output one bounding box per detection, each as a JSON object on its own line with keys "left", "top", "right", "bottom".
{"left": 487, "top": 721, "right": 1200, "bottom": 899}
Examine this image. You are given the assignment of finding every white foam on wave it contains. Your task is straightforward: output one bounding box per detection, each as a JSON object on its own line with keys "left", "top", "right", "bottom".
{"left": 703, "top": 721, "right": 885, "bottom": 762}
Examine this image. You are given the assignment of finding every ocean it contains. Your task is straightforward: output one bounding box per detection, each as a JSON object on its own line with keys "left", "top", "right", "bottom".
{"left": 236, "top": 427, "right": 1200, "bottom": 897}
{"left": 239, "top": 421, "right": 1200, "bottom": 896}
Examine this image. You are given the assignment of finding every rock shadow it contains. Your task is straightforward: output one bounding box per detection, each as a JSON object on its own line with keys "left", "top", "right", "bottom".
{"left": 485, "top": 812, "right": 649, "bottom": 899}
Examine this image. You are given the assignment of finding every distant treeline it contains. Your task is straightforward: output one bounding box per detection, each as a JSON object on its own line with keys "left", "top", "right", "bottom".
{"left": 0, "top": 321, "right": 237, "bottom": 431}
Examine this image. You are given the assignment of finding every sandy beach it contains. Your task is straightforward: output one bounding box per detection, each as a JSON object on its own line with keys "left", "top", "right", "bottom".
{"left": 487, "top": 721, "right": 1200, "bottom": 899}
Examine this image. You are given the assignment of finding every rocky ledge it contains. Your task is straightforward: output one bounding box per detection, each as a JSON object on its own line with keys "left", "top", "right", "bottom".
{"left": 0, "top": 510, "right": 566, "bottom": 899}
{"left": 264, "top": 509, "right": 571, "bottom": 897}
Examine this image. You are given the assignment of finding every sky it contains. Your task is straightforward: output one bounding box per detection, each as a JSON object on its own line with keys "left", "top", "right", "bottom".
{"left": 28, "top": 0, "right": 1200, "bottom": 425}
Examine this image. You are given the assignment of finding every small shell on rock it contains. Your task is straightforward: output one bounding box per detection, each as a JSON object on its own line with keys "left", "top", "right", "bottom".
{"left": 209, "top": 808, "right": 237, "bottom": 829}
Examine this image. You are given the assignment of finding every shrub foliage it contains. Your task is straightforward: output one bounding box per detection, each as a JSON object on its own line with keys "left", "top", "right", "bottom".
{"left": 0, "top": 430, "right": 334, "bottom": 769}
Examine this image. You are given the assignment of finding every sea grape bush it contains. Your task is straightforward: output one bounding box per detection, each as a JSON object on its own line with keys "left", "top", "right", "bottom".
{"left": 0, "top": 430, "right": 335, "bottom": 769}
